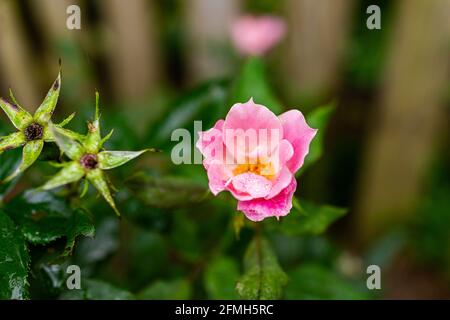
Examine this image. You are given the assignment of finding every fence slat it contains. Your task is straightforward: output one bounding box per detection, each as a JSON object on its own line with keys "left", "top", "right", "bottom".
{"left": 184, "top": 0, "right": 240, "bottom": 84}
{"left": 355, "top": 0, "right": 450, "bottom": 243}
{"left": 101, "top": 0, "right": 160, "bottom": 102}
{"left": 0, "top": 0, "right": 39, "bottom": 109}
{"left": 282, "top": 0, "right": 354, "bottom": 105}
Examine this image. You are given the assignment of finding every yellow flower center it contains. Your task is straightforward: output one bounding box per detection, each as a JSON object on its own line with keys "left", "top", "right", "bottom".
{"left": 232, "top": 160, "right": 276, "bottom": 180}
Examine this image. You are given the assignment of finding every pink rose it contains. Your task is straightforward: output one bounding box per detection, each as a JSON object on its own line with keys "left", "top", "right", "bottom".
{"left": 196, "top": 99, "right": 317, "bottom": 221}
{"left": 231, "top": 15, "right": 286, "bottom": 56}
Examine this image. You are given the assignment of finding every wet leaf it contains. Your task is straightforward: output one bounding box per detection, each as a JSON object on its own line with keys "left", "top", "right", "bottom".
{"left": 0, "top": 211, "right": 30, "bottom": 299}
{"left": 3, "top": 190, "right": 95, "bottom": 255}
{"left": 236, "top": 237, "right": 288, "bottom": 300}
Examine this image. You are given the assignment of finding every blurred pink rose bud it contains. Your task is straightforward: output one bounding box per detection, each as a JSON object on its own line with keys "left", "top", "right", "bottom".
{"left": 231, "top": 15, "right": 286, "bottom": 56}
{"left": 196, "top": 99, "right": 317, "bottom": 222}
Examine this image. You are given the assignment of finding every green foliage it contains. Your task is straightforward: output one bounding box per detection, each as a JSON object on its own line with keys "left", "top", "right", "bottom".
{"left": 138, "top": 279, "right": 191, "bottom": 300}
{"left": 236, "top": 237, "right": 288, "bottom": 300}
{"left": 285, "top": 264, "right": 370, "bottom": 300}
{"left": 3, "top": 190, "right": 95, "bottom": 256}
{"left": 148, "top": 79, "right": 229, "bottom": 148}
{"left": 277, "top": 200, "right": 347, "bottom": 236}
{"left": 0, "top": 212, "right": 30, "bottom": 299}
{"left": 126, "top": 173, "right": 209, "bottom": 209}
{"left": 204, "top": 256, "right": 240, "bottom": 299}
{"left": 60, "top": 279, "right": 134, "bottom": 300}
{"left": 230, "top": 57, "right": 283, "bottom": 113}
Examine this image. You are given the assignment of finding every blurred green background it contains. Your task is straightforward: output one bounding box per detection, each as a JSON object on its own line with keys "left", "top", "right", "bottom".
{"left": 0, "top": 0, "right": 449, "bottom": 299}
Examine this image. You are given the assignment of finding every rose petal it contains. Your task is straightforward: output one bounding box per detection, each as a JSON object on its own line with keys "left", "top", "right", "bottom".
{"left": 238, "top": 178, "right": 297, "bottom": 221}
{"left": 279, "top": 110, "right": 317, "bottom": 173}
{"left": 231, "top": 172, "right": 272, "bottom": 199}
{"left": 223, "top": 99, "right": 282, "bottom": 164}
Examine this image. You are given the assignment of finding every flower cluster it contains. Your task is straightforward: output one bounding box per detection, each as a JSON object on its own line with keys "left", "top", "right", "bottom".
{"left": 0, "top": 72, "right": 151, "bottom": 215}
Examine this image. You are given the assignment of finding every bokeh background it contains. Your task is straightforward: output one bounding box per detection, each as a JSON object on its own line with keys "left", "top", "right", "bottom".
{"left": 1, "top": 0, "right": 450, "bottom": 299}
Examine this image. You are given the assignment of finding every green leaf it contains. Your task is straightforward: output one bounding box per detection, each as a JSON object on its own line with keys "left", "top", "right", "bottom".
{"left": 0, "top": 211, "right": 30, "bottom": 299}
{"left": 49, "top": 125, "right": 84, "bottom": 160}
{"left": 34, "top": 72, "right": 61, "bottom": 124}
{"left": 40, "top": 161, "right": 85, "bottom": 191}
{"left": 236, "top": 237, "right": 288, "bottom": 300}
{"left": 230, "top": 57, "right": 282, "bottom": 114}
{"left": 63, "top": 208, "right": 95, "bottom": 256}
{"left": 98, "top": 149, "right": 149, "bottom": 170}
{"left": 204, "top": 256, "right": 240, "bottom": 299}
{"left": 285, "top": 263, "right": 370, "bottom": 300}
{"left": 300, "top": 103, "right": 336, "bottom": 172}
{"left": 126, "top": 173, "right": 209, "bottom": 209}
{"left": 0, "top": 131, "right": 25, "bottom": 153}
{"left": 278, "top": 200, "right": 347, "bottom": 236}
{"left": 138, "top": 278, "right": 191, "bottom": 300}
{"left": 3, "top": 191, "right": 95, "bottom": 255}
{"left": 87, "top": 169, "right": 120, "bottom": 216}
{"left": 60, "top": 279, "right": 134, "bottom": 300}
{"left": 3, "top": 140, "right": 44, "bottom": 183}
{"left": 0, "top": 97, "right": 33, "bottom": 130}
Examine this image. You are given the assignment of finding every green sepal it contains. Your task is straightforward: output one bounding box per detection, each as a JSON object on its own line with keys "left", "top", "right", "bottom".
{"left": 49, "top": 124, "right": 84, "bottom": 160}
{"left": 58, "top": 112, "right": 76, "bottom": 127}
{"left": 86, "top": 169, "right": 120, "bottom": 216}
{"left": 98, "top": 150, "right": 149, "bottom": 170}
{"left": 0, "top": 97, "right": 33, "bottom": 130}
{"left": 34, "top": 72, "right": 61, "bottom": 124}
{"left": 80, "top": 179, "right": 89, "bottom": 198}
{"left": 99, "top": 129, "right": 114, "bottom": 149}
{"left": 39, "top": 161, "right": 85, "bottom": 190}
{"left": 84, "top": 92, "right": 102, "bottom": 154}
{"left": 3, "top": 140, "right": 44, "bottom": 183}
{"left": 0, "top": 131, "right": 26, "bottom": 153}
{"left": 43, "top": 125, "right": 84, "bottom": 143}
